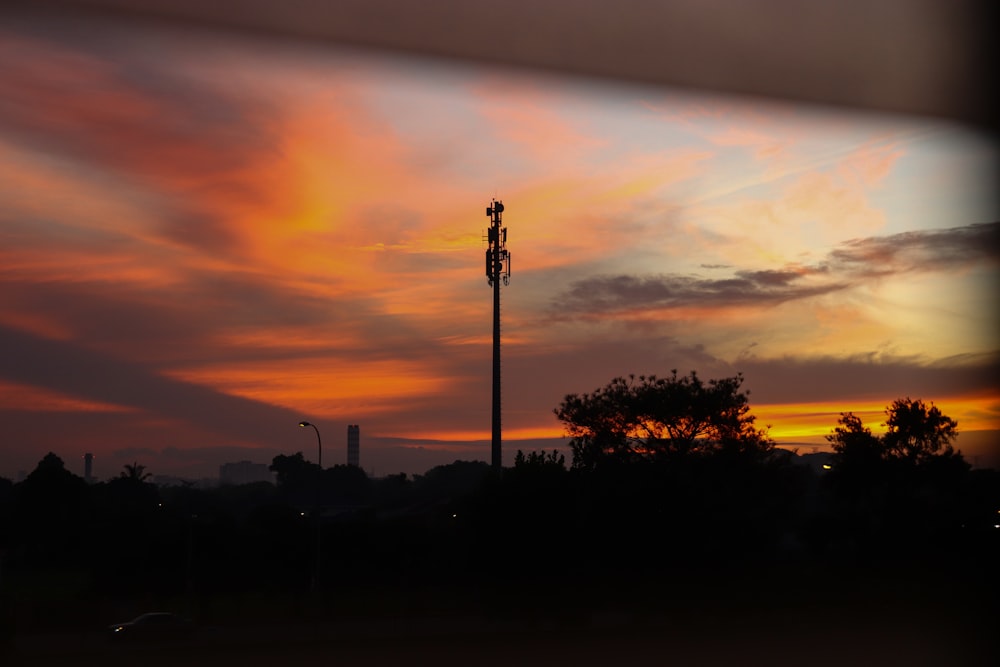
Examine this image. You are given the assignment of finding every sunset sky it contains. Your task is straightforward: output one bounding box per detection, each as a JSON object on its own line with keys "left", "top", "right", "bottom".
{"left": 2, "top": 9, "right": 998, "bottom": 479}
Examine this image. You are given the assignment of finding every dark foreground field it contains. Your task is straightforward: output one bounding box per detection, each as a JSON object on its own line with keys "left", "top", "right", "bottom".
{"left": 6, "top": 563, "right": 997, "bottom": 667}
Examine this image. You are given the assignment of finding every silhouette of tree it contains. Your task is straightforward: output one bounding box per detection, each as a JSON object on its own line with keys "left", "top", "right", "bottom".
{"left": 0, "top": 476, "right": 14, "bottom": 549}
{"left": 827, "top": 412, "right": 884, "bottom": 472}
{"left": 512, "top": 449, "right": 566, "bottom": 470}
{"left": 824, "top": 400, "right": 970, "bottom": 556}
{"left": 31, "top": 452, "right": 72, "bottom": 477}
{"left": 268, "top": 452, "right": 372, "bottom": 517}
{"left": 269, "top": 452, "right": 317, "bottom": 487}
{"left": 12, "top": 453, "right": 89, "bottom": 564}
{"left": 555, "top": 371, "right": 772, "bottom": 470}
{"left": 550, "top": 373, "right": 807, "bottom": 577}
{"left": 321, "top": 464, "right": 372, "bottom": 506}
{"left": 120, "top": 461, "right": 152, "bottom": 482}
{"left": 828, "top": 399, "right": 963, "bottom": 468}
{"left": 269, "top": 452, "right": 322, "bottom": 510}
{"left": 412, "top": 460, "right": 491, "bottom": 500}
{"left": 372, "top": 472, "right": 411, "bottom": 508}
{"left": 883, "top": 397, "right": 960, "bottom": 464}
{"left": 100, "top": 471, "right": 160, "bottom": 515}
{"left": 504, "top": 450, "right": 569, "bottom": 511}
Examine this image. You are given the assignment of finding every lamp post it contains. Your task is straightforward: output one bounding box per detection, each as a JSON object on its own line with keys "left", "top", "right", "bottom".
{"left": 298, "top": 421, "right": 322, "bottom": 593}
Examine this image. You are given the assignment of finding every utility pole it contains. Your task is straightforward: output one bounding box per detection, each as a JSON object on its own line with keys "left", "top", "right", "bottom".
{"left": 485, "top": 199, "right": 510, "bottom": 470}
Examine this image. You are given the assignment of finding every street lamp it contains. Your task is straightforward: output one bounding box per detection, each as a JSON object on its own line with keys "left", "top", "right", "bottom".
{"left": 298, "top": 421, "right": 322, "bottom": 470}
{"left": 298, "top": 420, "right": 322, "bottom": 593}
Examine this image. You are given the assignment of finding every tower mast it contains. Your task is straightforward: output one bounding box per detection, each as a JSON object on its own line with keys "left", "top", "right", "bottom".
{"left": 485, "top": 199, "right": 510, "bottom": 470}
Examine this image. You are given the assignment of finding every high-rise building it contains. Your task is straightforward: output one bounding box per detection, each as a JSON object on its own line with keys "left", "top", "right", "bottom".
{"left": 347, "top": 424, "right": 360, "bottom": 467}
{"left": 83, "top": 453, "right": 94, "bottom": 484}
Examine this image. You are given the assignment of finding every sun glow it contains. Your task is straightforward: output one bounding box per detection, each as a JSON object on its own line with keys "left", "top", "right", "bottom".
{"left": 758, "top": 394, "right": 1000, "bottom": 440}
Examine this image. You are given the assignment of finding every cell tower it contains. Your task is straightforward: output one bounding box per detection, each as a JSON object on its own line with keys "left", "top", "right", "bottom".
{"left": 485, "top": 199, "right": 510, "bottom": 470}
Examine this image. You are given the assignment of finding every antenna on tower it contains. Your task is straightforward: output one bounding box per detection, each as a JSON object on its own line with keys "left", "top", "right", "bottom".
{"left": 484, "top": 199, "right": 510, "bottom": 470}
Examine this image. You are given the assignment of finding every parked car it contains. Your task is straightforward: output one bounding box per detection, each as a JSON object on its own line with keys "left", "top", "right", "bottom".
{"left": 108, "top": 612, "right": 194, "bottom": 642}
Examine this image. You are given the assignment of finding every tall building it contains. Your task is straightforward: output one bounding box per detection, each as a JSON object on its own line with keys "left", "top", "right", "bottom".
{"left": 83, "top": 453, "right": 94, "bottom": 484}
{"left": 347, "top": 424, "right": 360, "bottom": 467}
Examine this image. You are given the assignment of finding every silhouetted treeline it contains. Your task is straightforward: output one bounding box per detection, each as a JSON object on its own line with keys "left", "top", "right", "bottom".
{"left": 1, "top": 379, "right": 997, "bottom": 639}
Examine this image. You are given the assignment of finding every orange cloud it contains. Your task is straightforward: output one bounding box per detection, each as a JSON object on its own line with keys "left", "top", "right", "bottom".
{"left": 163, "top": 356, "right": 450, "bottom": 420}
{"left": 502, "top": 150, "right": 710, "bottom": 273}
{"left": 0, "top": 380, "right": 134, "bottom": 413}
{"left": 837, "top": 139, "right": 905, "bottom": 187}
{"left": 472, "top": 77, "right": 608, "bottom": 162}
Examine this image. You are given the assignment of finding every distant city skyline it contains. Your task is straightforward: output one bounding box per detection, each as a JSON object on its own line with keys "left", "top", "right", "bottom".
{"left": 1, "top": 8, "right": 997, "bottom": 479}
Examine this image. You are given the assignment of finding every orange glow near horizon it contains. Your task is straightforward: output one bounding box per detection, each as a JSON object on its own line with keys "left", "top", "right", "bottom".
{"left": 390, "top": 425, "right": 568, "bottom": 443}
{"left": 759, "top": 393, "right": 1000, "bottom": 440}
{"left": 399, "top": 393, "right": 1000, "bottom": 447}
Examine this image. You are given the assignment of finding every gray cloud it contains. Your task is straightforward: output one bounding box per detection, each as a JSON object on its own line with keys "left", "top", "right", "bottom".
{"left": 0, "top": 261, "right": 356, "bottom": 362}
{"left": 551, "top": 222, "right": 999, "bottom": 317}
{"left": 738, "top": 351, "right": 1000, "bottom": 405}
{"left": 828, "top": 221, "right": 1000, "bottom": 275}
{"left": 0, "top": 325, "right": 306, "bottom": 443}
{"left": 553, "top": 269, "right": 843, "bottom": 316}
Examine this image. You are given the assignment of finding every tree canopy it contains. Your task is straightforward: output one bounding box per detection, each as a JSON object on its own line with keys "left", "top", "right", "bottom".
{"left": 120, "top": 461, "right": 152, "bottom": 482}
{"left": 828, "top": 398, "right": 962, "bottom": 469}
{"left": 554, "top": 370, "right": 773, "bottom": 470}
{"left": 883, "top": 397, "right": 959, "bottom": 463}
{"left": 824, "top": 398, "right": 971, "bottom": 553}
